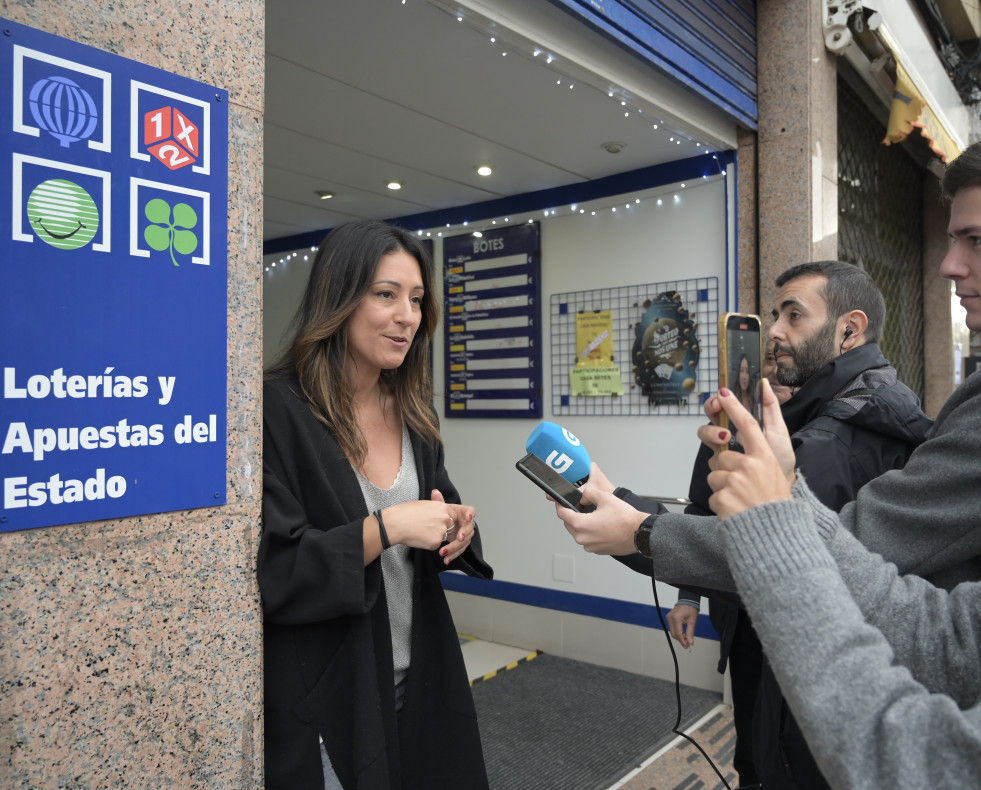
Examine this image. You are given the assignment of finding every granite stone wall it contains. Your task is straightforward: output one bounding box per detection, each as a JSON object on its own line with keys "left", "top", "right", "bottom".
{"left": 0, "top": 2, "right": 265, "bottom": 786}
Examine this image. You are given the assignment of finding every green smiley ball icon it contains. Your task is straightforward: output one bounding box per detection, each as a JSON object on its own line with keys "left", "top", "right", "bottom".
{"left": 28, "top": 178, "right": 100, "bottom": 250}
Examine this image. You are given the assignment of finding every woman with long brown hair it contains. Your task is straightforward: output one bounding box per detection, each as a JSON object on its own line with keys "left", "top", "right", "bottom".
{"left": 260, "top": 219, "right": 492, "bottom": 789}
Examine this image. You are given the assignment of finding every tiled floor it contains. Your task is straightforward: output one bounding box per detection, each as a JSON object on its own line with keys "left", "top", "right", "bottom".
{"left": 610, "top": 704, "right": 739, "bottom": 790}
{"left": 460, "top": 634, "right": 537, "bottom": 682}
{"left": 462, "top": 636, "right": 737, "bottom": 790}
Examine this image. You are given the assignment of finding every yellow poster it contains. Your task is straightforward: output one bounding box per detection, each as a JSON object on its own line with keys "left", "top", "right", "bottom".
{"left": 576, "top": 310, "right": 614, "bottom": 367}
{"left": 570, "top": 365, "right": 623, "bottom": 396}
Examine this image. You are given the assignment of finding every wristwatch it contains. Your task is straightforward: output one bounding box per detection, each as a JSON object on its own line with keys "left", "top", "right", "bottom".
{"left": 633, "top": 515, "right": 656, "bottom": 559}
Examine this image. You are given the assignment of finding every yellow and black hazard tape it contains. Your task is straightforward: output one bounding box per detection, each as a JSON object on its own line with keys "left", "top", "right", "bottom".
{"left": 469, "top": 649, "right": 542, "bottom": 686}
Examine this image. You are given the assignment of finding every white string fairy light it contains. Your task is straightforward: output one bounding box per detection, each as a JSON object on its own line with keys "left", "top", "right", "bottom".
{"left": 262, "top": 171, "right": 727, "bottom": 277}
{"left": 265, "top": 3, "right": 733, "bottom": 279}
{"left": 432, "top": 5, "right": 714, "bottom": 155}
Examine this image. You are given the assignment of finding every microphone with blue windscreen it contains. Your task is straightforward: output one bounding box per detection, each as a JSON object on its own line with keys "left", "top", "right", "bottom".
{"left": 525, "top": 421, "right": 591, "bottom": 486}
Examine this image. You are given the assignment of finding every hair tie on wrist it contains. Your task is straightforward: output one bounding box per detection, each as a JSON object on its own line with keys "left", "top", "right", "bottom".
{"left": 375, "top": 509, "right": 391, "bottom": 551}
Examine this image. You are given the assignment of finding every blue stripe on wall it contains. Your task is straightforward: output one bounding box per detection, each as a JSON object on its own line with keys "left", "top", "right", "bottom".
{"left": 441, "top": 572, "right": 719, "bottom": 640}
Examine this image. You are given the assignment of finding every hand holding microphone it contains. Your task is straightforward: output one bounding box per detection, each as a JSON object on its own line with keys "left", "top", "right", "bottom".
{"left": 516, "top": 422, "right": 642, "bottom": 555}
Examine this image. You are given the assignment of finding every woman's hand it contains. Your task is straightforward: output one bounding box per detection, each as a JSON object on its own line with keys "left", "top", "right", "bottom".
{"left": 702, "top": 379, "right": 795, "bottom": 519}
{"left": 702, "top": 390, "right": 727, "bottom": 427}
{"left": 430, "top": 488, "right": 476, "bottom": 565}
{"left": 381, "top": 491, "right": 475, "bottom": 556}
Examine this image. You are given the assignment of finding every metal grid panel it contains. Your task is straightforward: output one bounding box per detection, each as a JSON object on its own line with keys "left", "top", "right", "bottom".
{"left": 837, "top": 78, "right": 925, "bottom": 399}
{"left": 550, "top": 277, "right": 719, "bottom": 416}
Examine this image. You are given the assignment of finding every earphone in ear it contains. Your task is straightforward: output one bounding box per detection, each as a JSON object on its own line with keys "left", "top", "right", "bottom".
{"left": 843, "top": 326, "right": 853, "bottom": 340}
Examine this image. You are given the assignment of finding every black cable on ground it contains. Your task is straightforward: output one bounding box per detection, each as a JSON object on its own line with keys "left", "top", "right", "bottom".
{"left": 650, "top": 576, "right": 738, "bottom": 790}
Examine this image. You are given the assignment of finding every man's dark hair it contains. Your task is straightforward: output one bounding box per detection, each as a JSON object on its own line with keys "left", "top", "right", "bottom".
{"left": 775, "top": 260, "right": 886, "bottom": 344}
{"left": 941, "top": 141, "right": 981, "bottom": 201}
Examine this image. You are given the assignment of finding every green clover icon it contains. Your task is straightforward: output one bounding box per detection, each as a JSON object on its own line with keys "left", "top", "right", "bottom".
{"left": 143, "top": 198, "right": 199, "bottom": 266}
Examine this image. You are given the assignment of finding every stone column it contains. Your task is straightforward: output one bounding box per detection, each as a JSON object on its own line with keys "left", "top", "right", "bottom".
{"left": 0, "top": 2, "right": 265, "bottom": 787}
{"left": 736, "top": 126, "right": 759, "bottom": 313}
{"left": 755, "top": 0, "right": 839, "bottom": 313}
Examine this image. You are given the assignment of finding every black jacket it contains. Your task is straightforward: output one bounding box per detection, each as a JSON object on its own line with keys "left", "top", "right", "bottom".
{"left": 260, "top": 376, "right": 493, "bottom": 789}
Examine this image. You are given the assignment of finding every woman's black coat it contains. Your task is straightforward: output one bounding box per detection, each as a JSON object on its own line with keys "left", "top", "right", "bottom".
{"left": 260, "top": 377, "right": 493, "bottom": 789}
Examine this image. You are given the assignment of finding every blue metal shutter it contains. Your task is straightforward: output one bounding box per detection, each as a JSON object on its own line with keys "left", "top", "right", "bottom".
{"left": 544, "top": 0, "right": 757, "bottom": 129}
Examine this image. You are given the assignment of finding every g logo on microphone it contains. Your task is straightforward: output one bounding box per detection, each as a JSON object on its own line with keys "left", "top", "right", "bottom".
{"left": 525, "top": 421, "right": 591, "bottom": 484}
{"left": 545, "top": 451, "right": 574, "bottom": 474}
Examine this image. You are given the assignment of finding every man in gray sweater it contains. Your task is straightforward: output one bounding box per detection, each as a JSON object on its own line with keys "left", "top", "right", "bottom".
{"left": 556, "top": 141, "right": 981, "bottom": 787}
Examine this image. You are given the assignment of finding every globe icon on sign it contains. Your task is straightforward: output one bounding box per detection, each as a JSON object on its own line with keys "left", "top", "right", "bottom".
{"left": 29, "top": 76, "right": 99, "bottom": 148}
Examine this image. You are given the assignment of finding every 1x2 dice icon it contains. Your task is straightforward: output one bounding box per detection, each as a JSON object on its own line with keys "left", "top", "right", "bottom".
{"left": 144, "top": 106, "right": 199, "bottom": 170}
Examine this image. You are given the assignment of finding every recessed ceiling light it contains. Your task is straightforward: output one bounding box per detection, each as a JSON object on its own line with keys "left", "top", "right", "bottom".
{"left": 387, "top": 181, "right": 403, "bottom": 190}
{"left": 476, "top": 165, "right": 493, "bottom": 177}
{"left": 315, "top": 190, "right": 334, "bottom": 200}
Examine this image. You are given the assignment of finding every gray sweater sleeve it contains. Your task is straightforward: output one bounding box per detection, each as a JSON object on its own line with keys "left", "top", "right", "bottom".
{"left": 720, "top": 497, "right": 981, "bottom": 789}
{"left": 612, "top": 486, "right": 734, "bottom": 591}
{"left": 793, "top": 478, "right": 981, "bottom": 705}
{"left": 834, "top": 371, "right": 981, "bottom": 585}
{"left": 641, "top": 372, "right": 981, "bottom": 597}
{"left": 645, "top": 509, "right": 735, "bottom": 592}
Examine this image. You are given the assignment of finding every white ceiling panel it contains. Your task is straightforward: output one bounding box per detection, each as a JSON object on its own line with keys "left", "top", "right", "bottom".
{"left": 263, "top": 0, "right": 737, "bottom": 244}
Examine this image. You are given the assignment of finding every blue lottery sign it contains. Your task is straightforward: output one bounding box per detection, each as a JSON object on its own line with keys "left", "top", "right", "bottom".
{"left": 0, "top": 20, "right": 229, "bottom": 532}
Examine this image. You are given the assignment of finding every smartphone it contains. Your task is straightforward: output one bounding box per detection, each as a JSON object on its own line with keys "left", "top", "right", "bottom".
{"left": 515, "top": 453, "right": 596, "bottom": 513}
{"left": 718, "top": 312, "right": 763, "bottom": 432}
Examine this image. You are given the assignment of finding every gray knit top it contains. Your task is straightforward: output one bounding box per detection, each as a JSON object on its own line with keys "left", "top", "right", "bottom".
{"left": 352, "top": 424, "right": 417, "bottom": 686}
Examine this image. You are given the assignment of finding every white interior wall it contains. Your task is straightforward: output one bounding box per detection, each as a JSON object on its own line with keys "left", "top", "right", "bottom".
{"left": 261, "top": 174, "right": 731, "bottom": 689}
{"left": 434, "top": 177, "right": 726, "bottom": 604}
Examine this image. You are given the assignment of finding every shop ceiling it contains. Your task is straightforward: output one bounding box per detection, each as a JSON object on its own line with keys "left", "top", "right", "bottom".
{"left": 263, "top": 0, "right": 737, "bottom": 247}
